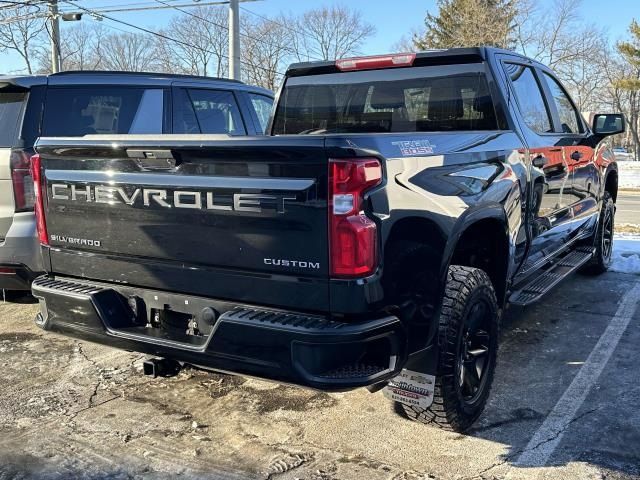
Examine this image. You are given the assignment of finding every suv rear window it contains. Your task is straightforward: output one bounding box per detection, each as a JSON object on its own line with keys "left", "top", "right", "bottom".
{"left": 273, "top": 64, "right": 498, "bottom": 134}
{"left": 0, "top": 92, "right": 26, "bottom": 147}
{"left": 42, "top": 87, "right": 167, "bottom": 136}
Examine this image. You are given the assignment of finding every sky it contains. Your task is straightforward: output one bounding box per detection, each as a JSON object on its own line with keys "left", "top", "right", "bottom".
{"left": 1, "top": 0, "right": 640, "bottom": 74}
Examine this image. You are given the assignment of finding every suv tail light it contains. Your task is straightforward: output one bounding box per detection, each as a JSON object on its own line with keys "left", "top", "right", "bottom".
{"left": 329, "top": 158, "right": 382, "bottom": 278}
{"left": 30, "top": 154, "right": 49, "bottom": 245}
{"left": 10, "top": 150, "right": 35, "bottom": 212}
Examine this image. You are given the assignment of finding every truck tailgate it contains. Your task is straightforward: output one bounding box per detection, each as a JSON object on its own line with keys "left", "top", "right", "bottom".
{"left": 36, "top": 136, "right": 329, "bottom": 309}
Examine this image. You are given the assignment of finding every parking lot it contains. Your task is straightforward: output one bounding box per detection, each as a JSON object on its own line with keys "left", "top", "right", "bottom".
{"left": 0, "top": 269, "right": 638, "bottom": 480}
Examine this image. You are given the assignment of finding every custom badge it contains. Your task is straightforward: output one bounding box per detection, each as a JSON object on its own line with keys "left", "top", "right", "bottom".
{"left": 383, "top": 369, "right": 435, "bottom": 409}
{"left": 391, "top": 140, "right": 436, "bottom": 156}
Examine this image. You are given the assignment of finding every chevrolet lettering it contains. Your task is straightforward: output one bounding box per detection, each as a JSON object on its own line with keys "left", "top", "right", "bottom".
{"left": 50, "top": 184, "right": 297, "bottom": 213}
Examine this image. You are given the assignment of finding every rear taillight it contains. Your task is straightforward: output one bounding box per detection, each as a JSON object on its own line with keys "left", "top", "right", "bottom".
{"left": 10, "top": 150, "right": 35, "bottom": 212}
{"left": 30, "top": 154, "right": 49, "bottom": 245}
{"left": 329, "top": 158, "right": 382, "bottom": 278}
{"left": 336, "top": 53, "right": 416, "bottom": 71}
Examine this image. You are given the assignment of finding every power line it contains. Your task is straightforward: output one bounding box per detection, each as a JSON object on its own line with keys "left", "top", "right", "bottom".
{"left": 0, "top": 0, "right": 44, "bottom": 7}
{"left": 72, "top": 1, "right": 242, "bottom": 15}
{"left": 59, "top": 0, "right": 287, "bottom": 77}
{"left": 0, "top": 0, "right": 45, "bottom": 13}
{"left": 153, "top": 0, "right": 325, "bottom": 62}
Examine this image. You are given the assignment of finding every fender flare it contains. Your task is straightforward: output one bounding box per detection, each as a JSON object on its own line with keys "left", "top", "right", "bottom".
{"left": 602, "top": 163, "right": 619, "bottom": 201}
{"left": 439, "top": 203, "right": 509, "bottom": 282}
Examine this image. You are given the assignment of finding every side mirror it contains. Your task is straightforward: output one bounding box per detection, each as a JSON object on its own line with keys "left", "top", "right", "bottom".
{"left": 592, "top": 113, "right": 625, "bottom": 136}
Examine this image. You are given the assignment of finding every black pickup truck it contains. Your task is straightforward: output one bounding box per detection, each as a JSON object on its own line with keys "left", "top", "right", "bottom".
{"left": 31, "top": 48, "right": 623, "bottom": 432}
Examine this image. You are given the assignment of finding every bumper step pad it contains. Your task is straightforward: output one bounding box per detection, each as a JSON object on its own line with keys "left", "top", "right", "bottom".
{"left": 32, "top": 276, "right": 405, "bottom": 390}
{"left": 509, "top": 247, "right": 594, "bottom": 306}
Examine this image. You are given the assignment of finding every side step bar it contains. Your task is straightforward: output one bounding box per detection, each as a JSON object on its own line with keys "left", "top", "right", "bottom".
{"left": 509, "top": 247, "right": 595, "bottom": 306}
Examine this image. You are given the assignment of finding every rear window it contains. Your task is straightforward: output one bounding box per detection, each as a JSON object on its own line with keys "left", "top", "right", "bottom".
{"left": 0, "top": 92, "right": 26, "bottom": 147}
{"left": 42, "top": 87, "right": 167, "bottom": 136}
{"left": 273, "top": 64, "right": 498, "bottom": 134}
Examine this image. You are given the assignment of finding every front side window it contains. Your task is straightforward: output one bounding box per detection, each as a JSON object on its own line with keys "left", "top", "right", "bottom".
{"left": 273, "top": 64, "right": 499, "bottom": 134}
{"left": 504, "top": 63, "right": 552, "bottom": 134}
{"left": 249, "top": 93, "right": 274, "bottom": 134}
{"left": 0, "top": 92, "right": 26, "bottom": 147}
{"left": 175, "top": 89, "right": 246, "bottom": 135}
{"left": 42, "top": 87, "right": 166, "bottom": 136}
{"left": 543, "top": 72, "right": 583, "bottom": 134}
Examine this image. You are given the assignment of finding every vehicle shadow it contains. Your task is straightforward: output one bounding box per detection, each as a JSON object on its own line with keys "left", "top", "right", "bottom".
{"left": 1, "top": 290, "right": 37, "bottom": 304}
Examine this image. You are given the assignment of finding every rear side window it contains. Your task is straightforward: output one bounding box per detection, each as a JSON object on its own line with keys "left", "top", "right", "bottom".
{"left": 174, "top": 89, "right": 246, "bottom": 135}
{"left": 273, "top": 64, "right": 498, "bottom": 134}
{"left": 249, "top": 93, "right": 274, "bottom": 134}
{"left": 42, "top": 87, "right": 166, "bottom": 136}
{"left": 0, "top": 92, "right": 26, "bottom": 147}
{"left": 504, "top": 64, "right": 552, "bottom": 134}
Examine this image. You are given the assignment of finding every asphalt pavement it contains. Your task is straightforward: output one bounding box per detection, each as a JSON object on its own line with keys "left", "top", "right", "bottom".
{"left": 618, "top": 192, "right": 640, "bottom": 225}
{"left": 1, "top": 268, "right": 639, "bottom": 479}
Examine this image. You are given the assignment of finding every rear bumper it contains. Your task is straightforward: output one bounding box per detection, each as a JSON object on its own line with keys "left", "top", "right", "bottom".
{"left": 0, "top": 212, "right": 44, "bottom": 290}
{"left": 32, "top": 276, "right": 406, "bottom": 391}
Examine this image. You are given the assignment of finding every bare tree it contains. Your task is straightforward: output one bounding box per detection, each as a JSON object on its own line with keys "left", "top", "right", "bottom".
{"left": 35, "top": 23, "right": 106, "bottom": 73}
{"left": 0, "top": 5, "right": 46, "bottom": 74}
{"left": 100, "top": 31, "right": 158, "bottom": 72}
{"left": 613, "top": 20, "right": 640, "bottom": 158}
{"left": 241, "top": 16, "right": 292, "bottom": 90}
{"left": 159, "top": 6, "right": 228, "bottom": 77}
{"left": 517, "top": 0, "right": 596, "bottom": 69}
{"left": 292, "top": 5, "right": 376, "bottom": 61}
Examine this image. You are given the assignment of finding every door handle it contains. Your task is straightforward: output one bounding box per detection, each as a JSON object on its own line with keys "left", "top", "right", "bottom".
{"left": 127, "top": 149, "right": 177, "bottom": 170}
{"left": 532, "top": 155, "right": 548, "bottom": 168}
{"left": 570, "top": 151, "right": 583, "bottom": 161}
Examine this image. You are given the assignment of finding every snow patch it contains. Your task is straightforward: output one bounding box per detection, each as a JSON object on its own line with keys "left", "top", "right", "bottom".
{"left": 618, "top": 161, "right": 640, "bottom": 190}
{"left": 611, "top": 234, "right": 640, "bottom": 274}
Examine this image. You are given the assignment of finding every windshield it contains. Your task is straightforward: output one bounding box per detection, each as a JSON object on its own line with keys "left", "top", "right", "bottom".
{"left": 0, "top": 91, "right": 27, "bottom": 147}
{"left": 273, "top": 64, "right": 498, "bottom": 135}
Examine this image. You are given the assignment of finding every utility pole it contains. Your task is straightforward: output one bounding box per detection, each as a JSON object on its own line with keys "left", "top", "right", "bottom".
{"left": 49, "top": 0, "right": 61, "bottom": 73}
{"left": 228, "top": 0, "right": 240, "bottom": 80}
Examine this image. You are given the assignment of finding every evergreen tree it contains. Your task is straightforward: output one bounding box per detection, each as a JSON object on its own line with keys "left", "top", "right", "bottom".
{"left": 415, "top": 0, "right": 518, "bottom": 50}
{"left": 615, "top": 20, "right": 640, "bottom": 159}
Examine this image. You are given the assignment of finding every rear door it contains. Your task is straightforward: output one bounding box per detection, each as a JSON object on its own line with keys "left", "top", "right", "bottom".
{"left": 41, "top": 85, "right": 170, "bottom": 137}
{"left": 538, "top": 69, "right": 598, "bottom": 236}
{"left": 499, "top": 58, "right": 575, "bottom": 268}
{"left": 0, "top": 88, "right": 28, "bottom": 239}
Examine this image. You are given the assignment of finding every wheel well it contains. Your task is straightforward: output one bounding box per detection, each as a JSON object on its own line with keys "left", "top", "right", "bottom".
{"left": 450, "top": 219, "right": 509, "bottom": 305}
{"left": 384, "top": 217, "right": 446, "bottom": 265}
{"left": 605, "top": 170, "right": 618, "bottom": 202}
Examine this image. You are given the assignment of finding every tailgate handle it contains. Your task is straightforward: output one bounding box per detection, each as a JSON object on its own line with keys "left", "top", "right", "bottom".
{"left": 127, "top": 149, "right": 177, "bottom": 170}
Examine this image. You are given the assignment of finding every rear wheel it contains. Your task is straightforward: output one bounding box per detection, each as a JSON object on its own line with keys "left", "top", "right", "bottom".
{"left": 398, "top": 265, "right": 499, "bottom": 432}
{"left": 581, "top": 192, "right": 615, "bottom": 275}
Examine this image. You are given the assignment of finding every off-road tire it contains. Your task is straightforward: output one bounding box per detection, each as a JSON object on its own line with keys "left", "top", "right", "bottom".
{"left": 398, "top": 266, "right": 499, "bottom": 432}
{"left": 580, "top": 192, "right": 615, "bottom": 275}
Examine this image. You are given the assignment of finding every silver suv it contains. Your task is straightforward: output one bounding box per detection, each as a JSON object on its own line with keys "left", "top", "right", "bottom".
{"left": 0, "top": 72, "right": 273, "bottom": 291}
{"left": 0, "top": 77, "right": 43, "bottom": 290}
